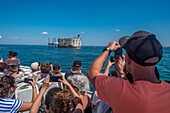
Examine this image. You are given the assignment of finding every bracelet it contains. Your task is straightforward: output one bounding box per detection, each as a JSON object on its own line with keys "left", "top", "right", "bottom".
{"left": 72, "top": 97, "right": 83, "bottom": 106}
{"left": 32, "top": 86, "right": 36, "bottom": 89}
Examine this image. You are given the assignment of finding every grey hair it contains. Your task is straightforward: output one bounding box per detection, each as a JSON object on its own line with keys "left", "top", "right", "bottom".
{"left": 67, "top": 75, "right": 90, "bottom": 95}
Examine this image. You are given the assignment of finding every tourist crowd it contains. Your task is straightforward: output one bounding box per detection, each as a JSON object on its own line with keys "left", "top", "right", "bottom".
{"left": 1, "top": 30, "right": 170, "bottom": 113}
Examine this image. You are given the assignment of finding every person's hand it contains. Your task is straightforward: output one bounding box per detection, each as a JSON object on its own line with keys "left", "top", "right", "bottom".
{"left": 58, "top": 75, "right": 70, "bottom": 86}
{"left": 72, "top": 97, "right": 83, "bottom": 106}
{"left": 28, "top": 78, "right": 36, "bottom": 88}
{"left": 20, "top": 69, "right": 25, "bottom": 73}
{"left": 115, "top": 55, "right": 126, "bottom": 78}
{"left": 107, "top": 60, "right": 115, "bottom": 68}
{"left": 42, "top": 75, "right": 51, "bottom": 90}
{"left": 107, "top": 41, "right": 121, "bottom": 51}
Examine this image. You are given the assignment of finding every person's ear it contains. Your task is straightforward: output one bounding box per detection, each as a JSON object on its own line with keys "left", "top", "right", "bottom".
{"left": 10, "top": 87, "right": 14, "bottom": 92}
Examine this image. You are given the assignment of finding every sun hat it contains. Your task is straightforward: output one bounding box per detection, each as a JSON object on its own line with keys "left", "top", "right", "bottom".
{"left": 31, "top": 62, "right": 39, "bottom": 71}
{"left": 119, "top": 30, "right": 163, "bottom": 66}
{"left": 72, "top": 60, "right": 82, "bottom": 67}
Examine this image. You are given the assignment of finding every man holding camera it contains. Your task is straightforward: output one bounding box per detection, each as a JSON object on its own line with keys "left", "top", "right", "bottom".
{"left": 87, "top": 30, "right": 170, "bottom": 113}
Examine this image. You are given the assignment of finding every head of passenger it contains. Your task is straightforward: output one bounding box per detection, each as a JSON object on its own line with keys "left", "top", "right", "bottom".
{"left": 0, "top": 62, "right": 7, "bottom": 73}
{"left": 8, "top": 64, "right": 19, "bottom": 73}
{"left": 45, "top": 87, "right": 62, "bottom": 110}
{"left": 53, "top": 64, "right": 61, "bottom": 76}
{"left": 40, "top": 63, "right": 51, "bottom": 73}
{"left": 67, "top": 75, "right": 90, "bottom": 95}
{"left": 72, "top": 60, "right": 82, "bottom": 71}
{"left": 8, "top": 51, "right": 17, "bottom": 59}
{"left": 46, "top": 89, "right": 75, "bottom": 113}
{"left": 119, "top": 30, "right": 163, "bottom": 80}
{"left": 31, "top": 62, "right": 39, "bottom": 71}
{"left": 0, "top": 75, "right": 16, "bottom": 98}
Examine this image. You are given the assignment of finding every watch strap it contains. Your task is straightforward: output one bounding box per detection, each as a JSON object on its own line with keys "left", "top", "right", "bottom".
{"left": 103, "top": 47, "right": 112, "bottom": 55}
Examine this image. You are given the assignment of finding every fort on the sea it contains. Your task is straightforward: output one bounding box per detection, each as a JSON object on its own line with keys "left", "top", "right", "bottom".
{"left": 48, "top": 35, "right": 81, "bottom": 48}
{"left": 58, "top": 35, "right": 81, "bottom": 48}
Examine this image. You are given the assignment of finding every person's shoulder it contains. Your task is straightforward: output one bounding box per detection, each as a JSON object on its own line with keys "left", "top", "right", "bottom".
{"left": 95, "top": 74, "right": 111, "bottom": 79}
{"left": 70, "top": 69, "right": 83, "bottom": 75}
{"left": 0, "top": 98, "right": 22, "bottom": 113}
{"left": 65, "top": 69, "right": 72, "bottom": 77}
{"left": 95, "top": 75, "right": 129, "bottom": 87}
{"left": 0, "top": 97, "right": 17, "bottom": 103}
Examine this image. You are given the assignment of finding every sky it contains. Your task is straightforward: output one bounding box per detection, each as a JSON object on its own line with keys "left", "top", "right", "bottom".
{"left": 0, "top": 0, "right": 170, "bottom": 46}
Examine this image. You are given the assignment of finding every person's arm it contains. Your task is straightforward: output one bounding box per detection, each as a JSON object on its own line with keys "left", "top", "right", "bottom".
{"left": 18, "top": 79, "right": 38, "bottom": 112}
{"left": 73, "top": 104, "right": 84, "bottom": 113}
{"left": 29, "top": 78, "right": 37, "bottom": 101}
{"left": 35, "top": 74, "right": 40, "bottom": 83}
{"left": 19, "top": 69, "right": 25, "bottom": 73}
{"left": 87, "top": 41, "right": 120, "bottom": 88}
{"left": 30, "top": 75, "right": 51, "bottom": 113}
{"left": 12, "top": 74, "right": 21, "bottom": 79}
{"left": 104, "top": 60, "right": 115, "bottom": 75}
{"left": 72, "top": 97, "right": 84, "bottom": 113}
{"left": 18, "top": 102, "right": 33, "bottom": 112}
{"left": 59, "top": 75, "right": 79, "bottom": 97}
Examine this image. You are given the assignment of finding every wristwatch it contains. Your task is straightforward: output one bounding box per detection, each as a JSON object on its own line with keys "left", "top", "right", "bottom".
{"left": 103, "top": 47, "right": 112, "bottom": 55}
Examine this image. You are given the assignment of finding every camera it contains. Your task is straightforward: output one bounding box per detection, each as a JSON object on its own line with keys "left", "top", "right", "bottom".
{"left": 24, "top": 78, "right": 33, "bottom": 83}
{"left": 110, "top": 56, "right": 115, "bottom": 62}
{"left": 114, "top": 47, "right": 122, "bottom": 59}
{"left": 50, "top": 76, "right": 62, "bottom": 82}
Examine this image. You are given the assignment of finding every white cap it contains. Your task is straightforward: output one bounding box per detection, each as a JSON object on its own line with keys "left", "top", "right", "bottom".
{"left": 31, "top": 62, "right": 39, "bottom": 71}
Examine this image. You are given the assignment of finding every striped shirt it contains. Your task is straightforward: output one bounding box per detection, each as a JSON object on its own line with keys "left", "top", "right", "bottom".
{"left": 0, "top": 97, "right": 23, "bottom": 113}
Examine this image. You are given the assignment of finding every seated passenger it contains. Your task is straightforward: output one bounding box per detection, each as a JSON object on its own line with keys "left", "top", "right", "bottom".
{"left": 67, "top": 75, "right": 92, "bottom": 113}
{"left": 5, "top": 51, "right": 20, "bottom": 66}
{"left": 8, "top": 64, "right": 21, "bottom": 79}
{"left": 36, "top": 62, "right": 51, "bottom": 82}
{"left": 65, "top": 60, "right": 84, "bottom": 79}
{"left": 0, "top": 62, "right": 6, "bottom": 77}
{"left": 52, "top": 64, "right": 62, "bottom": 76}
{"left": 0, "top": 75, "right": 37, "bottom": 112}
{"left": 30, "top": 75, "right": 84, "bottom": 113}
{"left": 29, "top": 62, "right": 40, "bottom": 79}
{"left": 67, "top": 75, "right": 90, "bottom": 95}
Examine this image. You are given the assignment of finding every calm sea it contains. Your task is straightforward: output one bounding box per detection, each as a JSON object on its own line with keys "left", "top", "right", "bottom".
{"left": 0, "top": 45, "right": 170, "bottom": 82}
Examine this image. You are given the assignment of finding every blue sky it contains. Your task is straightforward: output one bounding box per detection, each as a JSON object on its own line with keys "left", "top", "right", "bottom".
{"left": 0, "top": 0, "right": 170, "bottom": 46}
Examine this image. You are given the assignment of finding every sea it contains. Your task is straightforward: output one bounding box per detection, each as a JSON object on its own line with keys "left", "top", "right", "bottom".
{"left": 0, "top": 44, "right": 170, "bottom": 82}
